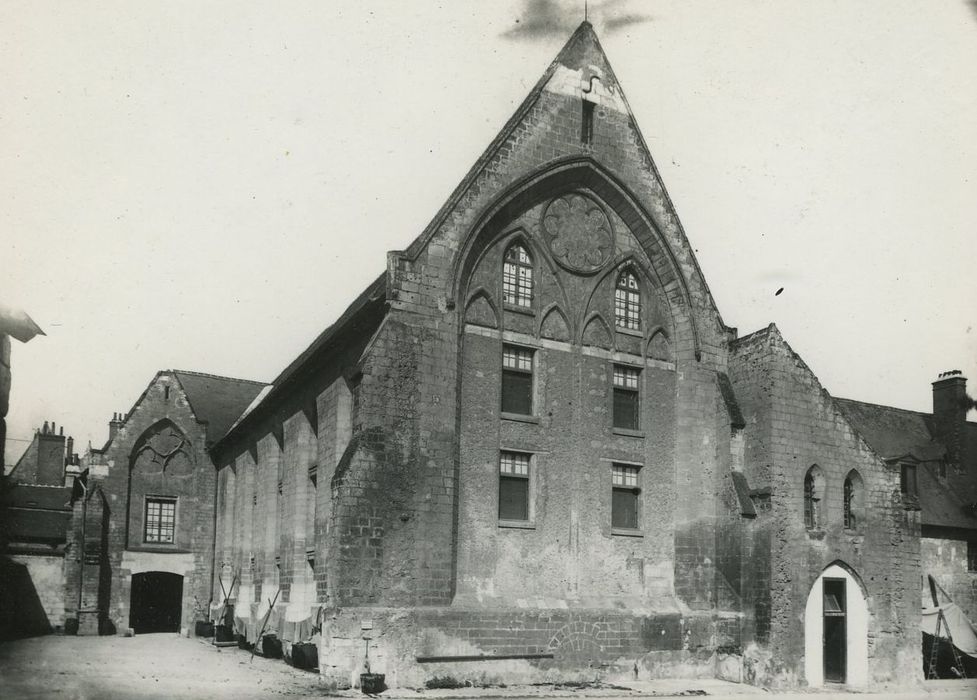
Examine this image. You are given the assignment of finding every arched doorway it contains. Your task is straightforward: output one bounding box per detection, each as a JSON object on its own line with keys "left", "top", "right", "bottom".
{"left": 129, "top": 571, "right": 183, "bottom": 634}
{"left": 804, "top": 562, "right": 868, "bottom": 687}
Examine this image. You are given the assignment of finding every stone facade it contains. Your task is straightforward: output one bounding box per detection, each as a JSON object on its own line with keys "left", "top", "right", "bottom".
{"left": 208, "top": 22, "right": 928, "bottom": 690}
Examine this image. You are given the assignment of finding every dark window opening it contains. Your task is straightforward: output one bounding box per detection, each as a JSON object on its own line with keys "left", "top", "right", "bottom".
{"left": 144, "top": 497, "right": 176, "bottom": 544}
{"left": 967, "top": 541, "right": 977, "bottom": 573}
{"left": 499, "top": 452, "right": 530, "bottom": 521}
{"left": 502, "top": 244, "right": 533, "bottom": 308}
{"left": 612, "top": 365, "right": 640, "bottom": 430}
{"left": 804, "top": 471, "right": 821, "bottom": 529}
{"left": 164, "top": 386, "right": 170, "bottom": 400}
{"left": 611, "top": 464, "right": 640, "bottom": 529}
{"left": 900, "top": 463, "right": 917, "bottom": 498}
{"left": 501, "top": 345, "right": 533, "bottom": 415}
{"left": 843, "top": 476, "right": 855, "bottom": 530}
{"left": 614, "top": 270, "right": 640, "bottom": 330}
{"left": 581, "top": 99, "right": 595, "bottom": 144}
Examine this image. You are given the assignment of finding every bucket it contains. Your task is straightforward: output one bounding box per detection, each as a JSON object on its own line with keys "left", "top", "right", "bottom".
{"left": 195, "top": 621, "right": 215, "bottom": 638}
{"left": 290, "top": 641, "right": 318, "bottom": 670}
{"left": 360, "top": 673, "right": 386, "bottom": 694}
{"left": 261, "top": 634, "right": 283, "bottom": 659}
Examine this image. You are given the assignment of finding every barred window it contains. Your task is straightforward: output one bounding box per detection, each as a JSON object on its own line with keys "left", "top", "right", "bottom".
{"left": 612, "top": 365, "right": 640, "bottom": 430}
{"left": 145, "top": 497, "right": 176, "bottom": 544}
{"left": 615, "top": 270, "right": 640, "bottom": 330}
{"left": 503, "top": 244, "right": 533, "bottom": 309}
{"left": 502, "top": 345, "right": 534, "bottom": 415}
{"left": 611, "top": 464, "right": 640, "bottom": 529}
{"left": 499, "top": 452, "right": 531, "bottom": 521}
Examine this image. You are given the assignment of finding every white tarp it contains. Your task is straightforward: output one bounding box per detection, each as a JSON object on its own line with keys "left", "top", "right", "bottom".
{"left": 922, "top": 602, "right": 977, "bottom": 658}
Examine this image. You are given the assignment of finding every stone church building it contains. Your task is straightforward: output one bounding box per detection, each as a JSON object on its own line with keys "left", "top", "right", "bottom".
{"left": 204, "top": 22, "right": 947, "bottom": 689}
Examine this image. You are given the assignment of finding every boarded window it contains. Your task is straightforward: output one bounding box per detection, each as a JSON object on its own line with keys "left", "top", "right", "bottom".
{"left": 611, "top": 464, "right": 640, "bottom": 529}
{"left": 502, "top": 345, "right": 533, "bottom": 415}
{"left": 502, "top": 244, "right": 533, "bottom": 308}
{"left": 145, "top": 497, "right": 176, "bottom": 544}
{"left": 612, "top": 365, "right": 640, "bottom": 430}
{"left": 499, "top": 452, "right": 530, "bottom": 521}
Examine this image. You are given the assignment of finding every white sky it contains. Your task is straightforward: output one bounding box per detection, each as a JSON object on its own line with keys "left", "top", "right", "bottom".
{"left": 3, "top": 0, "right": 976, "bottom": 465}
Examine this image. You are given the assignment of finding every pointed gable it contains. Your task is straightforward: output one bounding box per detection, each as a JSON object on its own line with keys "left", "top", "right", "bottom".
{"left": 171, "top": 371, "right": 269, "bottom": 446}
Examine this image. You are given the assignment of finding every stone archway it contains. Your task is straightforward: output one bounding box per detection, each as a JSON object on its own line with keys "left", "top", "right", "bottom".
{"left": 804, "top": 562, "right": 869, "bottom": 687}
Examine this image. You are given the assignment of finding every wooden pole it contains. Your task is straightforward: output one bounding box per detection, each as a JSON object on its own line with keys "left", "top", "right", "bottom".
{"left": 250, "top": 587, "right": 281, "bottom": 663}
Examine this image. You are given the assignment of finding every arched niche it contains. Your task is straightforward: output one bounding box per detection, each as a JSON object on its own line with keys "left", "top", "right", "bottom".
{"left": 130, "top": 420, "right": 194, "bottom": 478}
{"left": 804, "top": 561, "right": 869, "bottom": 687}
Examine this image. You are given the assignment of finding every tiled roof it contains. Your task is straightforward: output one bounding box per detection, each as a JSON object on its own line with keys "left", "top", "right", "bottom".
{"left": 0, "top": 483, "right": 73, "bottom": 542}
{"left": 170, "top": 371, "right": 269, "bottom": 446}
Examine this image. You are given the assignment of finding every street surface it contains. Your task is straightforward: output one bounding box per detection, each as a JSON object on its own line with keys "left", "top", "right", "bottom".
{"left": 0, "top": 634, "right": 975, "bottom": 699}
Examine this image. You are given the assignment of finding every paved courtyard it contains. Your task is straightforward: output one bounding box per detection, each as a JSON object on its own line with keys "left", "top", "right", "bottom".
{"left": 1, "top": 633, "right": 976, "bottom": 700}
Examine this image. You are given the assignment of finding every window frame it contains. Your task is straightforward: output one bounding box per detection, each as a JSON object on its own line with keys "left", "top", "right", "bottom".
{"left": 501, "top": 344, "right": 535, "bottom": 417}
{"left": 611, "top": 364, "right": 641, "bottom": 434}
{"left": 803, "top": 467, "right": 823, "bottom": 531}
{"left": 498, "top": 450, "right": 533, "bottom": 526}
{"left": 614, "top": 269, "right": 641, "bottom": 332}
{"left": 610, "top": 462, "right": 642, "bottom": 534}
{"left": 502, "top": 243, "right": 534, "bottom": 311}
{"left": 144, "top": 495, "right": 177, "bottom": 545}
{"left": 900, "top": 462, "right": 918, "bottom": 499}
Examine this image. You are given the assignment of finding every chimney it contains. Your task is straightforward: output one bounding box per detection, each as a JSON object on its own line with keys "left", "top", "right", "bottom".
{"left": 933, "top": 371, "right": 968, "bottom": 469}
{"left": 35, "top": 421, "right": 67, "bottom": 486}
{"left": 66, "top": 435, "right": 74, "bottom": 464}
{"left": 108, "top": 412, "right": 123, "bottom": 442}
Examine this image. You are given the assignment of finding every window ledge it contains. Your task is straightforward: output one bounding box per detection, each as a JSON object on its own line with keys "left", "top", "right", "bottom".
{"left": 611, "top": 528, "right": 644, "bottom": 538}
{"left": 805, "top": 528, "right": 827, "bottom": 541}
{"left": 498, "top": 520, "right": 536, "bottom": 530}
{"left": 612, "top": 427, "right": 645, "bottom": 438}
{"left": 128, "top": 545, "right": 188, "bottom": 553}
{"left": 503, "top": 303, "right": 535, "bottom": 317}
{"left": 501, "top": 412, "right": 540, "bottom": 424}
{"left": 615, "top": 327, "right": 643, "bottom": 338}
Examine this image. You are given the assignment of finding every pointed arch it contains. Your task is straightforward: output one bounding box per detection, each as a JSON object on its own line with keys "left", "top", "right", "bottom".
{"left": 614, "top": 265, "right": 641, "bottom": 331}
{"left": 502, "top": 239, "right": 534, "bottom": 309}
{"left": 804, "top": 560, "right": 869, "bottom": 687}
{"left": 581, "top": 313, "right": 613, "bottom": 350}
{"left": 538, "top": 303, "right": 571, "bottom": 341}
{"left": 843, "top": 470, "right": 864, "bottom": 531}
{"left": 464, "top": 287, "right": 500, "bottom": 329}
{"left": 803, "top": 464, "right": 825, "bottom": 530}
{"left": 129, "top": 419, "right": 194, "bottom": 474}
{"left": 646, "top": 327, "right": 672, "bottom": 362}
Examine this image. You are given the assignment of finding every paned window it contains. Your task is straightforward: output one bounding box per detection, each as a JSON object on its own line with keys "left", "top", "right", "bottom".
{"left": 144, "top": 497, "right": 176, "bottom": 544}
{"left": 502, "top": 345, "right": 534, "bottom": 415}
{"left": 612, "top": 365, "right": 640, "bottom": 430}
{"left": 499, "top": 452, "right": 531, "bottom": 522}
{"left": 503, "top": 244, "right": 533, "bottom": 309}
{"left": 611, "top": 464, "right": 641, "bottom": 529}
{"left": 615, "top": 270, "right": 640, "bottom": 330}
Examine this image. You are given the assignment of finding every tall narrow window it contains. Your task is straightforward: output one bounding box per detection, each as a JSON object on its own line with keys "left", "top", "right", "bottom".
{"left": 900, "top": 463, "right": 917, "bottom": 498}
{"left": 499, "top": 451, "right": 531, "bottom": 522}
{"left": 502, "top": 244, "right": 533, "bottom": 309}
{"left": 612, "top": 365, "right": 640, "bottom": 430}
{"left": 968, "top": 541, "right": 977, "bottom": 573}
{"left": 803, "top": 467, "right": 823, "bottom": 530}
{"left": 843, "top": 470, "right": 862, "bottom": 530}
{"left": 614, "top": 270, "right": 640, "bottom": 330}
{"left": 611, "top": 464, "right": 641, "bottom": 530}
{"left": 581, "top": 99, "right": 595, "bottom": 144}
{"left": 501, "top": 345, "right": 534, "bottom": 415}
{"left": 843, "top": 477, "right": 854, "bottom": 529}
{"left": 144, "top": 497, "right": 177, "bottom": 544}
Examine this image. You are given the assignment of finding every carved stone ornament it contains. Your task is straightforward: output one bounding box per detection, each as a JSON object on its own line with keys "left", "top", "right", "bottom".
{"left": 541, "top": 193, "right": 613, "bottom": 273}
{"left": 134, "top": 423, "right": 192, "bottom": 473}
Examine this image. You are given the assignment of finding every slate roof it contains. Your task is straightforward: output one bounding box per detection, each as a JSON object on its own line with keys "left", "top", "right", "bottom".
{"left": 834, "top": 397, "right": 977, "bottom": 531}
{"left": 170, "top": 371, "right": 269, "bottom": 446}
{"left": 0, "top": 483, "right": 72, "bottom": 542}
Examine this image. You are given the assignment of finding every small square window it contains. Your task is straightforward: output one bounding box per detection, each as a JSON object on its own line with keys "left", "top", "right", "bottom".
{"left": 499, "top": 452, "right": 531, "bottom": 522}
{"left": 144, "top": 497, "right": 176, "bottom": 544}
{"left": 611, "top": 464, "right": 641, "bottom": 530}
{"left": 612, "top": 365, "right": 640, "bottom": 430}
{"left": 502, "top": 345, "right": 534, "bottom": 416}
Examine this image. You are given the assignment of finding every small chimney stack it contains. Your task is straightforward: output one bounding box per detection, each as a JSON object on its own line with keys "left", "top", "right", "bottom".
{"left": 108, "top": 411, "right": 123, "bottom": 442}
{"left": 66, "top": 435, "right": 74, "bottom": 464}
{"left": 933, "top": 371, "right": 968, "bottom": 469}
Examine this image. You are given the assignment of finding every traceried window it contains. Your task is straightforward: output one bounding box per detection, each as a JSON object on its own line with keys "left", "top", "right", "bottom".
{"left": 501, "top": 345, "right": 534, "bottom": 415}
{"left": 611, "top": 464, "right": 641, "bottom": 530}
{"left": 614, "top": 269, "right": 640, "bottom": 330}
{"left": 144, "top": 497, "right": 176, "bottom": 544}
{"left": 612, "top": 365, "right": 640, "bottom": 431}
{"left": 503, "top": 244, "right": 533, "bottom": 309}
{"left": 843, "top": 470, "right": 862, "bottom": 530}
{"left": 803, "top": 466, "right": 824, "bottom": 530}
{"left": 499, "top": 451, "right": 531, "bottom": 522}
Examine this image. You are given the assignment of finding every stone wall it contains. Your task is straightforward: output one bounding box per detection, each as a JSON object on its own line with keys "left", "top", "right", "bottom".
{"left": 922, "top": 532, "right": 977, "bottom": 621}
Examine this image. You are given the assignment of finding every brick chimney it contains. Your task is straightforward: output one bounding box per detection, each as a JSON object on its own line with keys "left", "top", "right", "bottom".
{"left": 933, "top": 371, "right": 968, "bottom": 469}
{"left": 108, "top": 412, "right": 123, "bottom": 443}
{"left": 35, "top": 419, "right": 66, "bottom": 486}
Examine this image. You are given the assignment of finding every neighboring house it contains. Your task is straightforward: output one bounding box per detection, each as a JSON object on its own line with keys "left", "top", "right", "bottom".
{"left": 0, "top": 422, "right": 74, "bottom": 639}
{"left": 0, "top": 302, "right": 44, "bottom": 473}
{"left": 64, "top": 370, "right": 268, "bottom": 636}
{"left": 204, "top": 22, "right": 930, "bottom": 690}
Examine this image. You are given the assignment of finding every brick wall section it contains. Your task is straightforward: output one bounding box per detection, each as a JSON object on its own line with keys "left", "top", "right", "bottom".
{"left": 728, "top": 326, "right": 920, "bottom": 686}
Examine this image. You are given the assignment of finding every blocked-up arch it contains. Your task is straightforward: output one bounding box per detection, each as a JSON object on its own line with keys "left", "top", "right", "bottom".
{"left": 464, "top": 287, "right": 500, "bottom": 329}
{"left": 538, "top": 303, "right": 571, "bottom": 342}
{"left": 130, "top": 419, "right": 194, "bottom": 476}
{"left": 450, "top": 157, "right": 707, "bottom": 361}
{"left": 646, "top": 328, "right": 672, "bottom": 362}
{"left": 581, "top": 313, "right": 613, "bottom": 349}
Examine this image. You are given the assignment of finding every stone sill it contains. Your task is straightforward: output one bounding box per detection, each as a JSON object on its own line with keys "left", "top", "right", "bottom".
{"left": 611, "top": 528, "right": 644, "bottom": 538}
{"left": 616, "top": 327, "right": 643, "bottom": 338}
{"left": 501, "top": 412, "right": 540, "bottom": 424}
{"left": 612, "top": 427, "right": 645, "bottom": 438}
{"left": 503, "top": 303, "right": 535, "bottom": 317}
{"left": 127, "top": 546, "right": 191, "bottom": 554}
{"left": 498, "top": 520, "right": 535, "bottom": 530}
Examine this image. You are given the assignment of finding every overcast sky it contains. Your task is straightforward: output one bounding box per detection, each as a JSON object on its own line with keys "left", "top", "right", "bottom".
{"left": 3, "top": 0, "right": 976, "bottom": 465}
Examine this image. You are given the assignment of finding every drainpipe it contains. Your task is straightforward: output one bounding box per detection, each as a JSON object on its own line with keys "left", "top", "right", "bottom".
{"left": 76, "top": 477, "right": 89, "bottom": 614}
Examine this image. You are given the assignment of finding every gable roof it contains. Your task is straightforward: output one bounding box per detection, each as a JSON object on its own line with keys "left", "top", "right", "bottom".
{"left": 170, "top": 371, "right": 269, "bottom": 446}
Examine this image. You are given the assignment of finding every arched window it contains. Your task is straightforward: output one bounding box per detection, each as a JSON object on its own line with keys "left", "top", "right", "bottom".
{"left": 502, "top": 243, "right": 533, "bottom": 309}
{"left": 804, "top": 466, "right": 824, "bottom": 530}
{"left": 615, "top": 269, "right": 640, "bottom": 330}
{"left": 844, "top": 470, "right": 863, "bottom": 530}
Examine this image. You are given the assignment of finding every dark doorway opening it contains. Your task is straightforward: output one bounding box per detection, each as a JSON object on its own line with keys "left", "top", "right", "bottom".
{"left": 823, "top": 578, "right": 847, "bottom": 683}
{"left": 129, "top": 571, "right": 183, "bottom": 634}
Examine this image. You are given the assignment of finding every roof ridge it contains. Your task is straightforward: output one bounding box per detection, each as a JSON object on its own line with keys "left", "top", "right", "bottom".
{"left": 833, "top": 395, "right": 931, "bottom": 418}
{"left": 169, "top": 369, "right": 268, "bottom": 385}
